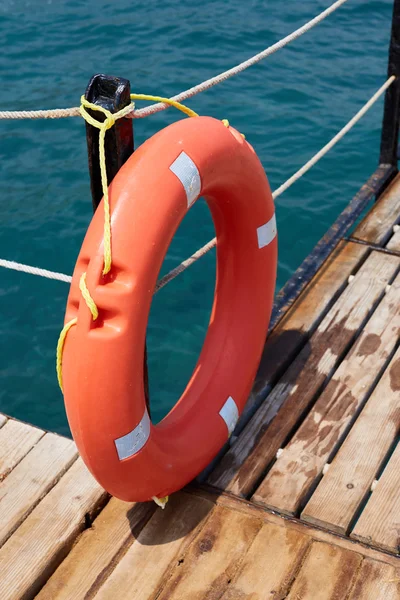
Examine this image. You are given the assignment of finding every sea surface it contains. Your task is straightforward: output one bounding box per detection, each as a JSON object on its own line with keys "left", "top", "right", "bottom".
{"left": 0, "top": 0, "right": 394, "bottom": 434}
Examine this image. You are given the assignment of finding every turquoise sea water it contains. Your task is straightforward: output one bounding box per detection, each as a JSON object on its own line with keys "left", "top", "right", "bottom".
{"left": 0, "top": 0, "right": 394, "bottom": 434}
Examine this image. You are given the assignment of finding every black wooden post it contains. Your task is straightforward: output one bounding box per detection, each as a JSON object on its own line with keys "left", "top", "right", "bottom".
{"left": 85, "top": 74, "right": 134, "bottom": 210}
{"left": 380, "top": 0, "right": 400, "bottom": 167}
{"left": 85, "top": 73, "right": 150, "bottom": 411}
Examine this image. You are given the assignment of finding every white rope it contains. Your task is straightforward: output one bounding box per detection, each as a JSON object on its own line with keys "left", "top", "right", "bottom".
{"left": 273, "top": 75, "right": 395, "bottom": 198}
{"left": 0, "top": 107, "right": 80, "bottom": 120}
{"left": 0, "top": 0, "right": 348, "bottom": 121}
{"left": 133, "top": 0, "right": 349, "bottom": 119}
{"left": 155, "top": 238, "right": 217, "bottom": 292}
{"left": 0, "top": 259, "right": 72, "bottom": 283}
{"left": 0, "top": 76, "right": 393, "bottom": 289}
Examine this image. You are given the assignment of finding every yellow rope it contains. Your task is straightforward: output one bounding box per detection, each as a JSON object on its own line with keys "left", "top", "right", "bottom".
{"left": 79, "top": 272, "right": 99, "bottom": 320}
{"left": 130, "top": 94, "right": 199, "bottom": 118}
{"left": 56, "top": 317, "right": 78, "bottom": 392}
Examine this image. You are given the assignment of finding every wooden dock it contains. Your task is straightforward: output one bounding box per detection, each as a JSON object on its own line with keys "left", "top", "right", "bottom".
{"left": 1, "top": 174, "right": 400, "bottom": 599}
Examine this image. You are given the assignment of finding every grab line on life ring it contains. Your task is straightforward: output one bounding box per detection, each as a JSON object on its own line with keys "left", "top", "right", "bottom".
{"left": 57, "top": 97, "right": 242, "bottom": 508}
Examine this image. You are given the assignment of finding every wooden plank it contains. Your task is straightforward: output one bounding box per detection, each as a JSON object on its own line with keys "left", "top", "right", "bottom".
{"left": 347, "top": 559, "right": 400, "bottom": 600}
{"left": 36, "top": 498, "right": 156, "bottom": 600}
{"left": 208, "top": 251, "right": 399, "bottom": 496}
{"left": 286, "top": 541, "right": 362, "bottom": 600}
{"left": 352, "top": 443, "right": 400, "bottom": 553}
{"left": 246, "top": 241, "right": 368, "bottom": 419}
{"left": 302, "top": 346, "right": 400, "bottom": 534}
{"left": 0, "top": 420, "right": 44, "bottom": 482}
{"left": 194, "top": 486, "right": 400, "bottom": 568}
{"left": 387, "top": 226, "right": 400, "bottom": 252}
{"left": 253, "top": 272, "right": 400, "bottom": 515}
{"left": 93, "top": 493, "right": 214, "bottom": 600}
{"left": 156, "top": 506, "right": 262, "bottom": 600}
{"left": 0, "top": 414, "right": 7, "bottom": 428}
{"left": 0, "top": 433, "right": 77, "bottom": 547}
{"left": 353, "top": 172, "right": 400, "bottom": 245}
{"left": 220, "top": 522, "right": 310, "bottom": 600}
{"left": 0, "top": 458, "right": 106, "bottom": 600}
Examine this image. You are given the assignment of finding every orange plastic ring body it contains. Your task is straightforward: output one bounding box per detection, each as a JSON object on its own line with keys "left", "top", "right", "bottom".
{"left": 62, "top": 116, "right": 277, "bottom": 502}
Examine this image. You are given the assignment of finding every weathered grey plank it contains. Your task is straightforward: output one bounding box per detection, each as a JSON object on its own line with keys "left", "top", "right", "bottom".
{"left": 286, "top": 541, "right": 362, "bottom": 600}
{"left": 0, "top": 458, "right": 106, "bottom": 600}
{"left": 347, "top": 559, "right": 400, "bottom": 600}
{"left": 0, "top": 420, "right": 44, "bottom": 482}
{"left": 36, "top": 498, "right": 155, "bottom": 600}
{"left": 302, "top": 347, "right": 400, "bottom": 534}
{"left": 352, "top": 443, "right": 400, "bottom": 553}
{"left": 220, "top": 522, "right": 310, "bottom": 600}
{"left": 353, "top": 172, "right": 400, "bottom": 245}
{"left": 253, "top": 272, "right": 400, "bottom": 515}
{"left": 246, "top": 241, "right": 368, "bottom": 418}
{"left": 156, "top": 506, "right": 262, "bottom": 600}
{"left": 93, "top": 493, "right": 214, "bottom": 600}
{"left": 208, "top": 251, "right": 399, "bottom": 496}
{"left": 0, "top": 433, "right": 77, "bottom": 547}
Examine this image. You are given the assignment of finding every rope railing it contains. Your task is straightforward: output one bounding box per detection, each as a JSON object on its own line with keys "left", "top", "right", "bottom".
{"left": 0, "top": 0, "right": 348, "bottom": 121}
{"left": 0, "top": 75, "right": 393, "bottom": 288}
{"left": 0, "top": 259, "right": 72, "bottom": 283}
{"left": 133, "top": 0, "right": 349, "bottom": 119}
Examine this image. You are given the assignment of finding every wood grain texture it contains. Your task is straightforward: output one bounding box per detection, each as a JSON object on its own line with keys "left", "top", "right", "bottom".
{"left": 354, "top": 172, "right": 400, "bottom": 245}
{"left": 286, "top": 541, "right": 362, "bottom": 600}
{"left": 0, "top": 419, "right": 44, "bottom": 482}
{"left": 220, "top": 522, "right": 310, "bottom": 600}
{"left": 93, "top": 493, "right": 214, "bottom": 600}
{"left": 208, "top": 251, "right": 399, "bottom": 496}
{"left": 36, "top": 498, "right": 155, "bottom": 600}
{"left": 387, "top": 227, "right": 400, "bottom": 252}
{"left": 352, "top": 443, "right": 400, "bottom": 553}
{"left": 347, "top": 559, "right": 400, "bottom": 600}
{"left": 194, "top": 487, "right": 400, "bottom": 567}
{"left": 0, "top": 414, "right": 7, "bottom": 428}
{"left": 0, "top": 433, "right": 77, "bottom": 547}
{"left": 0, "top": 458, "right": 106, "bottom": 600}
{"left": 157, "top": 506, "right": 262, "bottom": 600}
{"left": 302, "top": 346, "right": 400, "bottom": 534}
{"left": 246, "top": 241, "right": 368, "bottom": 418}
{"left": 253, "top": 273, "right": 400, "bottom": 515}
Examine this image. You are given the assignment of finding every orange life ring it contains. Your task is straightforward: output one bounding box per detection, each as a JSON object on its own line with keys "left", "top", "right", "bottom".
{"left": 62, "top": 116, "right": 277, "bottom": 502}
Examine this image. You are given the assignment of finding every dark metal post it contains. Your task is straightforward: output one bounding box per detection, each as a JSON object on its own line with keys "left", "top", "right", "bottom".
{"left": 380, "top": 0, "right": 400, "bottom": 166}
{"left": 85, "top": 73, "right": 150, "bottom": 409}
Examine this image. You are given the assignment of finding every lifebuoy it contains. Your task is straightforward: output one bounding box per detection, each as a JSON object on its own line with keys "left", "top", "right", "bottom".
{"left": 62, "top": 116, "right": 277, "bottom": 502}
